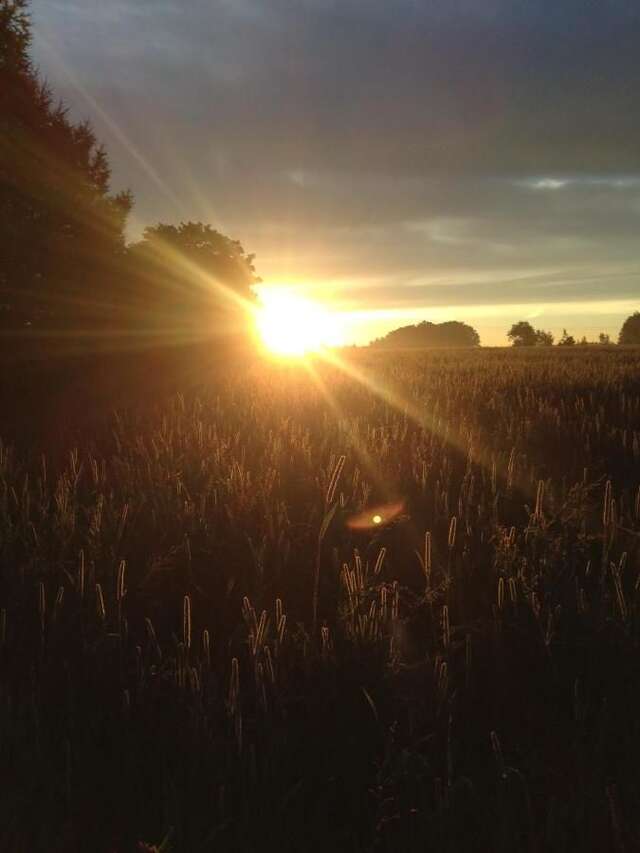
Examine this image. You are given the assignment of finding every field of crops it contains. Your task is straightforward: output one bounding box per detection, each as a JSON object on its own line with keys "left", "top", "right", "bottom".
{"left": 1, "top": 346, "right": 640, "bottom": 852}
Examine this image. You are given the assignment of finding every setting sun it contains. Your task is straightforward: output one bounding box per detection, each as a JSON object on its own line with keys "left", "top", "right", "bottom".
{"left": 255, "top": 290, "right": 344, "bottom": 357}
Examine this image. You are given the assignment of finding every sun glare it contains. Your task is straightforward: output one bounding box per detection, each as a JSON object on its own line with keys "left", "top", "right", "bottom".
{"left": 256, "top": 290, "right": 343, "bottom": 357}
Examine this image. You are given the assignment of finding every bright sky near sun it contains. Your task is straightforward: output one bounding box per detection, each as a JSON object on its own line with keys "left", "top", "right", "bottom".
{"left": 255, "top": 288, "right": 345, "bottom": 356}
{"left": 29, "top": 1, "right": 640, "bottom": 346}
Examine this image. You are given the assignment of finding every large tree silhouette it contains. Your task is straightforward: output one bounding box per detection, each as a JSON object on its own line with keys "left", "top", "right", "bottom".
{"left": 618, "top": 312, "right": 640, "bottom": 345}
{"left": 127, "top": 221, "right": 259, "bottom": 339}
{"left": 507, "top": 321, "right": 536, "bottom": 346}
{"left": 507, "top": 321, "right": 554, "bottom": 346}
{"left": 0, "top": 0, "right": 132, "bottom": 329}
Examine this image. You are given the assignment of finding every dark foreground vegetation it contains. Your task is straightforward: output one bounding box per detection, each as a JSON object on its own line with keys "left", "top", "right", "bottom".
{"left": 1, "top": 346, "right": 640, "bottom": 852}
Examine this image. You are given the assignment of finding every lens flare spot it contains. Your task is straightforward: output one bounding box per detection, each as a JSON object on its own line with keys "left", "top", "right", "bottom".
{"left": 347, "top": 501, "right": 405, "bottom": 530}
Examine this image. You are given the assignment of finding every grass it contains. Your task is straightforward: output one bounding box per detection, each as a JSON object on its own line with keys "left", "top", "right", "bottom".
{"left": 0, "top": 345, "right": 639, "bottom": 851}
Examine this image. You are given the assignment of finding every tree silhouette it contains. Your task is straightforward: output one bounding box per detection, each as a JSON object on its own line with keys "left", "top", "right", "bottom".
{"left": 535, "top": 329, "right": 554, "bottom": 346}
{"left": 127, "top": 222, "right": 259, "bottom": 338}
{"left": 507, "top": 323, "right": 555, "bottom": 346}
{"left": 0, "top": 0, "right": 132, "bottom": 329}
{"left": 618, "top": 312, "right": 640, "bottom": 345}
{"left": 558, "top": 329, "right": 576, "bottom": 346}
{"left": 507, "top": 321, "right": 537, "bottom": 347}
{"left": 371, "top": 320, "right": 480, "bottom": 348}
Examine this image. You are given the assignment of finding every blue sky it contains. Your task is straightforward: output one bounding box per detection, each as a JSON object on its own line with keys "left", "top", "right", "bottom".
{"left": 30, "top": 1, "right": 640, "bottom": 344}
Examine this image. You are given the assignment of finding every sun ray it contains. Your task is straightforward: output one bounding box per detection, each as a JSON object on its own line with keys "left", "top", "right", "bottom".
{"left": 302, "top": 359, "right": 402, "bottom": 509}
{"left": 315, "top": 347, "right": 514, "bottom": 498}
{"left": 33, "top": 27, "right": 186, "bottom": 216}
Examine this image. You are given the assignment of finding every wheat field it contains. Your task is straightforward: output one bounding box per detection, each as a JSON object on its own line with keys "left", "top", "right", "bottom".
{"left": 1, "top": 346, "right": 639, "bottom": 852}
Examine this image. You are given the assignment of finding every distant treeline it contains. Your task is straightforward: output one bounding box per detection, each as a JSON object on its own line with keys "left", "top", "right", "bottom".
{"left": 371, "top": 320, "right": 480, "bottom": 348}
{"left": 507, "top": 319, "right": 640, "bottom": 347}
{"left": 370, "top": 313, "right": 640, "bottom": 350}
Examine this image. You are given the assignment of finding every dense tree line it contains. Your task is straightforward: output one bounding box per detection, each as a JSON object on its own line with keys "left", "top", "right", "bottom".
{"left": 1, "top": 0, "right": 132, "bottom": 329}
{"left": 0, "top": 0, "right": 257, "bottom": 342}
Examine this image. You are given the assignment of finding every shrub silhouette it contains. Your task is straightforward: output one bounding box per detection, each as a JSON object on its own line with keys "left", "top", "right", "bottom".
{"left": 372, "top": 320, "right": 480, "bottom": 348}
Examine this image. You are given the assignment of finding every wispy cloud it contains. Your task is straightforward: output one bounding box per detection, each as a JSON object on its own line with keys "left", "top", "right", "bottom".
{"left": 527, "top": 179, "right": 569, "bottom": 191}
